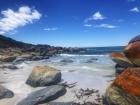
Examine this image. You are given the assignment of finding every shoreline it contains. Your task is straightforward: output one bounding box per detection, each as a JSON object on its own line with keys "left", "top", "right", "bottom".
{"left": 0, "top": 54, "right": 115, "bottom": 105}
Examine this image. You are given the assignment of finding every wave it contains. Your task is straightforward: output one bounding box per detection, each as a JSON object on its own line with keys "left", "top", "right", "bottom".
{"left": 59, "top": 54, "right": 109, "bottom": 57}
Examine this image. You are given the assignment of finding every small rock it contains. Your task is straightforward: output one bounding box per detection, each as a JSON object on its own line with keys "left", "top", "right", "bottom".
{"left": 0, "top": 55, "right": 16, "bottom": 62}
{"left": 17, "top": 85, "right": 66, "bottom": 105}
{"left": 0, "top": 85, "right": 14, "bottom": 99}
{"left": 60, "top": 59, "right": 73, "bottom": 63}
{"left": 46, "top": 102, "right": 73, "bottom": 105}
{"left": 13, "top": 54, "right": 33, "bottom": 64}
{"left": 86, "top": 58, "right": 98, "bottom": 63}
{"left": 31, "top": 56, "right": 44, "bottom": 60}
{"left": 0, "top": 64, "right": 18, "bottom": 70}
{"left": 26, "top": 66, "right": 61, "bottom": 87}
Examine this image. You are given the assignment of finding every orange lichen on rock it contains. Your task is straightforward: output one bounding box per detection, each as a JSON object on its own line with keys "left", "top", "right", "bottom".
{"left": 113, "top": 67, "right": 140, "bottom": 96}
{"left": 124, "top": 41, "right": 140, "bottom": 66}
{"left": 111, "top": 52, "right": 125, "bottom": 58}
{"left": 111, "top": 52, "right": 132, "bottom": 64}
{"left": 124, "top": 41, "right": 140, "bottom": 59}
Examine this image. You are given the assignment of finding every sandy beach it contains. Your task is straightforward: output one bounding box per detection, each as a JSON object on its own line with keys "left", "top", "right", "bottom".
{"left": 0, "top": 54, "right": 115, "bottom": 105}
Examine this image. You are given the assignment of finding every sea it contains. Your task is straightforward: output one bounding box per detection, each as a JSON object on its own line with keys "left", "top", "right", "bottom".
{"left": 0, "top": 46, "right": 124, "bottom": 105}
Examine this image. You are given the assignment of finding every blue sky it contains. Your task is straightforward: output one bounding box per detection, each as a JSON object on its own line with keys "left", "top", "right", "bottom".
{"left": 0, "top": 0, "right": 140, "bottom": 47}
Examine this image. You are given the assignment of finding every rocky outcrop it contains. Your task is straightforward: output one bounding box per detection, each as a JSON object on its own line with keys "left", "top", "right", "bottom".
{"left": 105, "top": 68, "right": 140, "bottom": 105}
{"left": 106, "top": 35, "right": 140, "bottom": 105}
{"left": 26, "top": 66, "right": 61, "bottom": 87}
{"left": 0, "top": 85, "right": 14, "bottom": 99}
{"left": 0, "top": 55, "right": 16, "bottom": 62}
{"left": 0, "top": 35, "right": 85, "bottom": 62}
{"left": 17, "top": 85, "right": 66, "bottom": 105}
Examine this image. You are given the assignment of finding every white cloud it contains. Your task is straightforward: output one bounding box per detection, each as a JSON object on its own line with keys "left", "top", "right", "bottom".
{"left": 0, "top": 6, "right": 41, "bottom": 34}
{"left": 84, "top": 24, "right": 92, "bottom": 27}
{"left": 129, "top": 7, "right": 139, "bottom": 12}
{"left": 44, "top": 27, "right": 58, "bottom": 31}
{"left": 94, "top": 24, "right": 117, "bottom": 29}
{"left": 85, "top": 11, "right": 105, "bottom": 22}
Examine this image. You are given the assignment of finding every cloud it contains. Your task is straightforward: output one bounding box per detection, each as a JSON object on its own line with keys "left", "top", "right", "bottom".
{"left": 44, "top": 27, "right": 58, "bottom": 31}
{"left": 129, "top": 7, "right": 139, "bottom": 12}
{"left": 84, "top": 24, "right": 92, "bottom": 27}
{"left": 85, "top": 11, "right": 105, "bottom": 22}
{"left": 0, "top": 6, "right": 41, "bottom": 35}
{"left": 94, "top": 24, "right": 117, "bottom": 29}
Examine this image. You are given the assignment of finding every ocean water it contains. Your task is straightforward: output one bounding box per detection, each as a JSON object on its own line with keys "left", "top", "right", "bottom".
{"left": 0, "top": 46, "right": 123, "bottom": 104}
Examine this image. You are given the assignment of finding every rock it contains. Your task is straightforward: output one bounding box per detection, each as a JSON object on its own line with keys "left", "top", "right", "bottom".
{"left": 31, "top": 56, "right": 44, "bottom": 61}
{"left": 111, "top": 52, "right": 132, "bottom": 65}
{"left": 0, "top": 64, "right": 18, "bottom": 70}
{"left": 105, "top": 67, "right": 140, "bottom": 105}
{"left": 13, "top": 55, "right": 49, "bottom": 64}
{"left": 86, "top": 58, "right": 98, "bottom": 63}
{"left": 26, "top": 66, "right": 61, "bottom": 87}
{"left": 42, "top": 102, "right": 73, "bottom": 105}
{"left": 13, "top": 54, "right": 33, "bottom": 63}
{"left": 0, "top": 85, "right": 14, "bottom": 99}
{"left": 124, "top": 35, "right": 140, "bottom": 66}
{"left": 17, "top": 85, "right": 66, "bottom": 105}
{"left": 129, "top": 35, "right": 140, "bottom": 44}
{"left": 0, "top": 55, "right": 16, "bottom": 62}
{"left": 115, "top": 64, "right": 126, "bottom": 75}
{"left": 60, "top": 59, "right": 73, "bottom": 63}
{"left": 105, "top": 85, "right": 140, "bottom": 105}
{"left": 111, "top": 52, "right": 133, "bottom": 75}
{"left": 114, "top": 67, "right": 140, "bottom": 96}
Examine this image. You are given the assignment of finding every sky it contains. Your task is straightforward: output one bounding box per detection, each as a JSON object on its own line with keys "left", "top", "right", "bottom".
{"left": 0, "top": 0, "right": 140, "bottom": 47}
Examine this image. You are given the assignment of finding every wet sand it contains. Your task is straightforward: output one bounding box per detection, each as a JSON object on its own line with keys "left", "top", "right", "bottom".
{"left": 0, "top": 55, "right": 115, "bottom": 105}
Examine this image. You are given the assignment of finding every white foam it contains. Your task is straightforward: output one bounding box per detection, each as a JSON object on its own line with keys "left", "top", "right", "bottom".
{"left": 0, "top": 54, "right": 115, "bottom": 105}
{"left": 59, "top": 53, "right": 109, "bottom": 57}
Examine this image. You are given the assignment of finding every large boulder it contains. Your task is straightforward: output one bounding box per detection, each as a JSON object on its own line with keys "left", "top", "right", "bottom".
{"left": 17, "top": 85, "right": 66, "bottom": 105}
{"left": 105, "top": 85, "right": 140, "bottom": 105}
{"left": 114, "top": 67, "right": 140, "bottom": 96}
{"left": 124, "top": 35, "right": 140, "bottom": 66}
{"left": 0, "top": 85, "right": 14, "bottom": 99}
{"left": 105, "top": 67, "right": 140, "bottom": 105}
{"left": 26, "top": 66, "right": 61, "bottom": 87}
